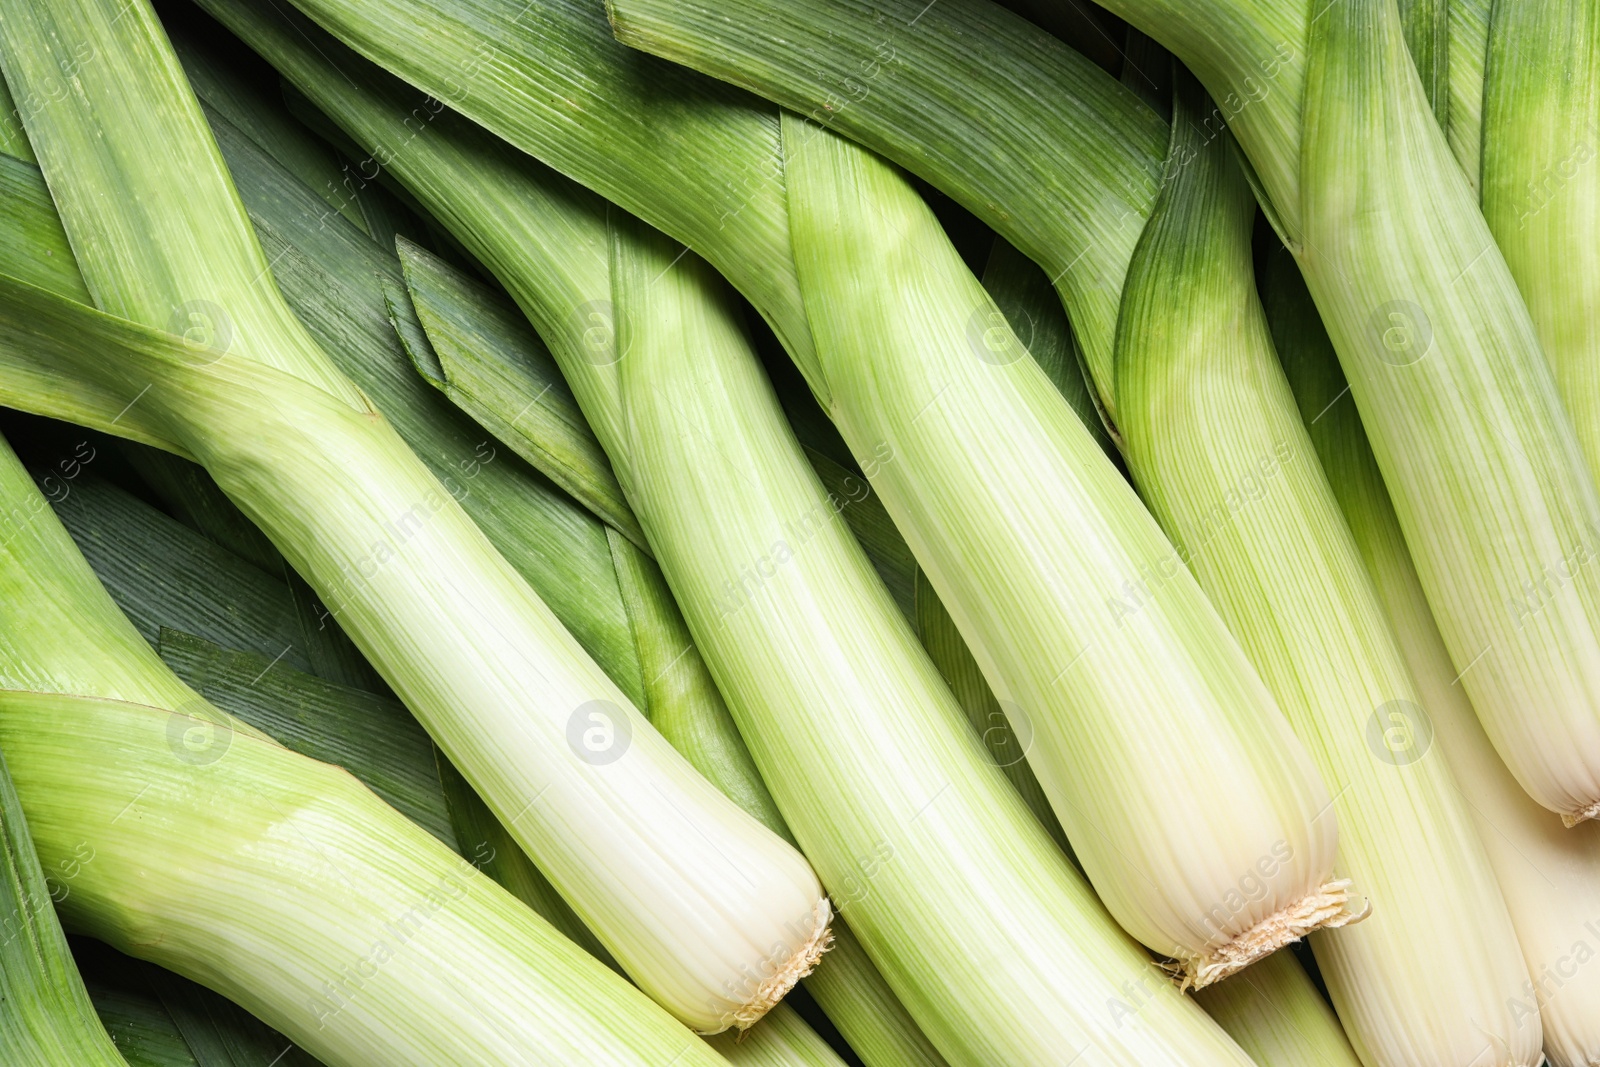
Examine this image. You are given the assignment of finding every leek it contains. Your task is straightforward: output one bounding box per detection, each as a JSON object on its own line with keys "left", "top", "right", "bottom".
{"left": 227, "top": 0, "right": 1359, "bottom": 979}
{"left": 785, "top": 117, "right": 1346, "bottom": 985}
{"left": 1080, "top": 0, "right": 1600, "bottom": 827}
{"left": 0, "top": 424, "right": 728, "bottom": 1066}
{"left": 608, "top": 217, "right": 1255, "bottom": 1063}
{"left": 1273, "top": 248, "right": 1600, "bottom": 1067}
{"left": 0, "top": 0, "right": 827, "bottom": 1033}
{"left": 198, "top": 11, "right": 1266, "bottom": 1063}
{"left": 1113, "top": 78, "right": 1533, "bottom": 1066}
{"left": 603, "top": 0, "right": 1600, "bottom": 827}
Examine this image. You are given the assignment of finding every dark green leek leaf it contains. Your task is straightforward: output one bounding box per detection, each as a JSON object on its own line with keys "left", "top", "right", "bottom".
{"left": 118, "top": 444, "right": 282, "bottom": 573}
{"left": 393, "top": 236, "right": 647, "bottom": 551}
{"left": 78, "top": 939, "right": 326, "bottom": 1067}
{"left": 49, "top": 474, "right": 311, "bottom": 671}
{"left": 157, "top": 628, "right": 456, "bottom": 850}
{"left": 150, "top": 965, "right": 324, "bottom": 1067}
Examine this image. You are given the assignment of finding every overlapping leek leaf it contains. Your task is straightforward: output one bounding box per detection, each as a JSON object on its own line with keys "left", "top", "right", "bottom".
{"left": 51, "top": 473, "right": 309, "bottom": 669}
{"left": 1115, "top": 81, "right": 1531, "bottom": 1066}
{"left": 0, "top": 743, "right": 130, "bottom": 1065}
{"left": 1273, "top": 249, "right": 1600, "bottom": 1067}
{"left": 0, "top": 0, "right": 827, "bottom": 1032}
{"left": 1194, "top": 952, "right": 1360, "bottom": 1067}
{"left": 390, "top": 234, "right": 646, "bottom": 550}
{"left": 603, "top": 0, "right": 1166, "bottom": 420}
{"left": 85, "top": 961, "right": 208, "bottom": 1067}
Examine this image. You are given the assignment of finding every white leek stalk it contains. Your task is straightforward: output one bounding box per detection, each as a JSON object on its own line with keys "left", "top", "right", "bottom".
{"left": 0, "top": 428, "right": 728, "bottom": 1067}
{"left": 1114, "top": 79, "right": 1534, "bottom": 1067}
{"left": 783, "top": 115, "right": 1345, "bottom": 986}
{"left": 1076, "top": 0, "right": 1600, "bottom": 826}
{"left": 1273, "top": 251, "right": 1600, "bottom": 1067}
{"left": 0, "top": 0, "right": 826, "bottom": 1032}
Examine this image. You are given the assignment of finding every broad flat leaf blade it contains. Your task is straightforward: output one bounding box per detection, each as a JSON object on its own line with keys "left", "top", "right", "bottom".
{"left": 394, "top": 236, "right": 648, "bottom": 551}
{"left": 50, "top": 473, "right": 311, "bottom": 671}
{"left": 0, "top": 747, "right": 129, "bottom": 1065}
{"left": 156, "top": 628, "right": 457, "bottom": 850}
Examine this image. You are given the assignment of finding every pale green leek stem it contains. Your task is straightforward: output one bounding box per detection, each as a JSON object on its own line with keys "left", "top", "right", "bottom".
{"left": 1272, "top": 249, "right": 1600, "bottom": 1067}
{"left": 1084, "top": 0, "right": 1600, "bottom": 829}
{"left": 1194, "top": 952, "right": 1360, "bottom": 1067}
{"left": 1115, "top": 78, "right": 1532, "bottom": 1067}
{"left": 783, "top": 114, "right": 1342, "bottom": 986}
{"left": 1478, "top": 2, "right": 1600, "bottom": 649}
